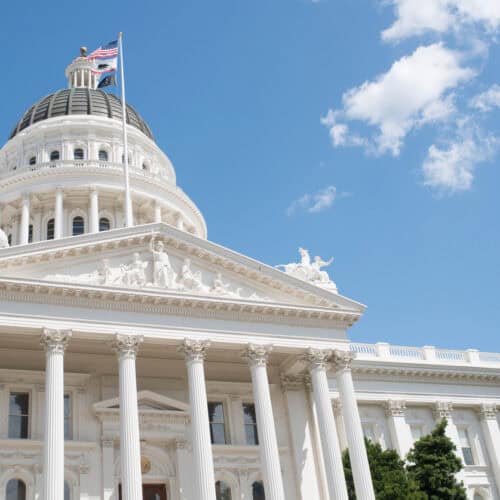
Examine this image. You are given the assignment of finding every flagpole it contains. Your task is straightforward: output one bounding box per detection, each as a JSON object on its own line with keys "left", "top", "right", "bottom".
{"left": 118, "top": 32, "right": 133, "bottom": 227}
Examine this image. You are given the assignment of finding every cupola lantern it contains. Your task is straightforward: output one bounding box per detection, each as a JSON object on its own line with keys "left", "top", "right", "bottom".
{"left": 65, "top": 48, "right": 98, "bottom": 89}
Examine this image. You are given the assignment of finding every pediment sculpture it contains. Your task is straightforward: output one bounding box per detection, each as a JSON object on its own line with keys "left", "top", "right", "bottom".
{"left": 44, "top": 236, "right": 269, "bottom": 301}
{"left": 277, "top": 247, "right": 338, "bottom": 293}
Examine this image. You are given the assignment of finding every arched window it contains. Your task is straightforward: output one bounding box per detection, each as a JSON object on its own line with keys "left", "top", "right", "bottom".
{"left": 47, "top": 219, "right": 55, "bottom": 240}
{"left": 50, "top": 150, "right": 60, "bottom": 161}
{"left": 215, "top": 481, "right": 232, "bottom": 500}
{"left": 98, "top": 150, "right": 108, "bottom": 161}
{"left": 142, "top": 162, "right": 148, "bottom": 171}
{"left": 64, "top": 481, "right": 71, "bottom": 500}
{"left": 252, "top": 481, "right": 265, "bottom": 500}
{"left": 72, "top": 216, "right": 85, "bottom": 236}
{"left": 29, "top": 156, "right": 36, "bottom": 166}
{"left": 73, "top": 148, "right": 84, "bottom": 160}
{"left": 99, "top": 217, "right": 110, "bottom": 232}
{"left": 28, "top": 224, "right": 33, "bottom": 243}
{"left": 7, "top": 234, "right": 12, "bottom": 246}
{"left": 6, "top": 479, "right": 26, "bottom": 500}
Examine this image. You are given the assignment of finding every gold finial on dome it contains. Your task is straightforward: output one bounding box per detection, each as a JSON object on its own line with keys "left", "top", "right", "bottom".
{"left": 80, "top": 46, "right": 88, "bottom": 57}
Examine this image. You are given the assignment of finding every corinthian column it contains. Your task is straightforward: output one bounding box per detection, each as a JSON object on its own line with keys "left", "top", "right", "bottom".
{"left": 20, "top": 193, "right": 30, "bottom": 245}
{"left": 302, "top": 348, "right": 348, "bottom": 500}
{"left": 385, "top": 400, "right": 412, "bottom": 458}
{"left": 242, "top": 345, "right": 285, "bottom": 500}
{"left": 41, "top": 328, "right": 72, "bottom": 500}
{"left": 178, "top": 339, "right": 216, "bottom": 500}
{"left": 111, "top": 334, "right": 144, "bottom": 500}
{"left": 334, "top": 350, "right": 375, "bottom": 500}
{"left": 478, "top": 404, "right": 500, "bottom": 495}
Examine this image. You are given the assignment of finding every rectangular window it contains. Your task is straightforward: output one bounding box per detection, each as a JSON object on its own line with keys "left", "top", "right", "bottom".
{"left": 362, "top": 424, "right": 376, "bottom": 443}
{"left": 64, "top": 394, "right": 72, "bottom": 440}
{"left": 410, "top": 425, "right": 424, "bottom": 442}
{"left": 243, "top": 403, "right": 259, "bottom": 445}
{"left": 458, "top": 428, "right": 475, "bottom": 465}
{"left": 9, "top": 392, "right": 30, "bottom": 439}
{"left": 208, "top": 402, "right": 227, "bottom": 444}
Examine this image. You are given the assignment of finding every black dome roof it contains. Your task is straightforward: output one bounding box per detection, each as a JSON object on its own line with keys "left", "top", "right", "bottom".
{"left": 9, "top": 88, "right": 153, "bottom": 140}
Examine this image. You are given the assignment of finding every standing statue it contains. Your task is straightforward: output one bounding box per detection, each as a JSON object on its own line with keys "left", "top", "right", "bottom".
{"left": 0, "top": 228, "right": 9, "bottom": 249}
{"left": 276, "top": 248, "right": 338, "bottom": 293}
{"left": 150, "top": 237, "right": 176, "bottom": 288}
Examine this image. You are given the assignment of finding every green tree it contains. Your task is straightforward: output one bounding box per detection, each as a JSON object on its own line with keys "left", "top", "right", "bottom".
{"left": 407, "top": 419, "right": 467, "bottom": 500}
{"left": 342, "top": 439, "right": 424, "bottom": 500}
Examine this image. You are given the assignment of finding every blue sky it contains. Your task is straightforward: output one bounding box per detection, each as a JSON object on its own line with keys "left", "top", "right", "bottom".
{"left": 1, "top": 0, "right": 499, "bottom": 351}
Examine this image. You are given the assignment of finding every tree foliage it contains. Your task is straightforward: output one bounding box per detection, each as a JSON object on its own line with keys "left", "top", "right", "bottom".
{"left": 342, "top": 419, "right": 466, "bottom": 500}
{"left": 407, "top": 419, "right": 467, "bottom": 500}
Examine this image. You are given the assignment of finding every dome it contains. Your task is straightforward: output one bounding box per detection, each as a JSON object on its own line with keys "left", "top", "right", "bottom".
{"left": 9, "top": 88, "right": 154, "bottom": 140}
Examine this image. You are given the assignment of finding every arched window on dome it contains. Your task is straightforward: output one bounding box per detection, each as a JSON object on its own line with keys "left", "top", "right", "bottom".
{"left": 47, "top": 219, "right": 55, "bottom": 240}
{"left": 6, "top": 478, "right": 26, "bottom": 500}
{"left": 98, "top": 150, "right": 109, "bottom": 162}
{"left": 252, "top": 481, "right": 265, "bottom": 500}
{"left": 29, "top": 156, "right": 36, "bottom": 166}
{"left": 99, "top": 217, "right": 110, "bottom": 232}
{"left": 72, "top": 216, "right": 85, "bottom": 236}
{"left": 64, "top": 480, "right": 71, "bottom": 500}
{"left": 215, "top": 480, "right": 232, "bottom": 500}
{"left": 7, "top": 234, "right": 12, "bottom": 246}
{"left": 50, "top": 150, "right": 60, "bottom": 161}
{"left": 28, "top": 224, "right": 33, "bottom": 243}
{"left": 73, "top": 148, "right": 84, "bottom": 161}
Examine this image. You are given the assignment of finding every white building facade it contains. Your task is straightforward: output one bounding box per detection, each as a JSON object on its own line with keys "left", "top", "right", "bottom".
{"left": 0, "top": 52, "right": 499, "bottom": 500}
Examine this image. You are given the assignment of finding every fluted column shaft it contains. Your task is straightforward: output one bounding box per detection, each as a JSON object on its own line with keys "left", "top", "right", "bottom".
{"left": 178, "top": 340, "right": 216, "bottom": 500}
{"left": 304, "top": 349, "right": 348, "bottom": 500}
{"left": 20, "top": 194, "right": 30, "bottom": 245}
{"left": 335, "top": 351, "right": 375, "bottom": 500}
{"left": 154, "top": 200, "right": 162, "bottom": 223}
{"left": 55, "top": 188, "right": 64, "bottom": 239}
{"left": 112, "top": 334, "right": 144, "bottom": 500}
{"left": 41, "top": 328, "right": 71, "bottom": 500}
{"left": 89, "top": 188, "right": 99, "bottom": 233}
{"left": 243, "top": 345, "right": 285, "bottom": 500}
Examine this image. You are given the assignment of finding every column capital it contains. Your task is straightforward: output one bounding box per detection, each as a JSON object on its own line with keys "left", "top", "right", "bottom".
{"left": 40, "top": 328, "right": 72, "bottom": 354}
{"left": 333, "top": 350, "right": 356, "bottom": 371}
{"left": 433, "top": 401, "right": 453, "bottom": 419}
{"left": 178, "top": 338, "right": 210, "bottom": 362}
{"left": 385, "top": 400, "right": 407, "bottom": 417}
{"left": 478, "top": 403, "right": 498, "bottom": 421}
{"left": 241, "top": 343, "right": 272, "bottom": 367}
{"left": 111, "top": 334, "right": 143, "bottom": 359}
{"left": 301, "top": 348, "right": 333, "bottom": 371}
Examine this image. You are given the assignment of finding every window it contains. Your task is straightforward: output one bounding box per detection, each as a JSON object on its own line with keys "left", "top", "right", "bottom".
{"left": 243, "top": 403, "right": 259, "bottom": 445}
{"left": 47, "top": 219, "right": 55, "bottom": 240}
{"left": 50, "top": 150, "right": 60, "bottom": 161}
{"left": 208, "top": 402, "right": 227, "bottom": 444}
{"left": 29, "top": 156, "right": 36, "bottom": 166}
{"left": 252, "top": 481, "right": 265, "bottom": 500}
{"left": 72, "top": 216, "right": 85, "bottom": 236}
{"left": 8, "top": 234, "right": 12, "bottom": 246}
{"left": 410, "top": 425, "right": 424, "bottom": 443}
{"left": 6, "top": 479, "right": 26, "bottom": 500}
{"left": 73, "top": 148, "right": 84, "bottom": 160}
{"left": 215, "top": 481, "right": 232, "bottom": 500}
{"left": 8, "top": 392, "right": 29, "bottom": 439}
{"left": 64, "top": 481, "right": 71, "bottom": 500}
{"left": 142, "top": 163, "right": 148, "bottom": 171}
{"left": 98, "top": 150, "right": 108, "bottom": 161}
{"left": 458, "top": 428, "right": 475, "bottom": 465}
{"left": 28, "top": 225, "right": 33, "bottom": 243}
{"left": 64, "top": 394, "right": 72, "bottom": 440}
{"left": 99, "top": 217, "right": 110, "bottom": 232}
{"left": 362, "top": 424, "right": 376, "bottom": 443}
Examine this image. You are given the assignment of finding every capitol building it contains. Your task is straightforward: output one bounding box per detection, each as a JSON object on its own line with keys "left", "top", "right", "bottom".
{"left": 0, "top": 51, "right": 499, "bottom": 500}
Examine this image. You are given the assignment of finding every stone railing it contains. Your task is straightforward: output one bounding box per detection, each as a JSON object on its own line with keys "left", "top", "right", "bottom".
{"left": 0, "top": 160, "right": 166, "bottom": 181}
{"left": 350, "top": 342, "right": 500, "bottom": 366}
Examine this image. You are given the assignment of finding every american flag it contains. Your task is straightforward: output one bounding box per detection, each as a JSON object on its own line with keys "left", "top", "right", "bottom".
{"left": 88, "top": 40, "right": 118, "bottom": 75}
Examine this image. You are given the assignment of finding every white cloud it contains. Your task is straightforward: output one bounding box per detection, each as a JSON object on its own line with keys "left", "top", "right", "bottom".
{"left": 470, "top": 84, "right": 500, "bottom": 112}
{"left": 422, "top": 125, "right": 498, "bottom": 192}
{"left": 322, "top": 44, "right": 473, "bottom": 155}
{"left": 382, "top": 0, "right": 500, "bottom": 42}
{"left": 287, "top": 185, "right": 338, "bottom": 215}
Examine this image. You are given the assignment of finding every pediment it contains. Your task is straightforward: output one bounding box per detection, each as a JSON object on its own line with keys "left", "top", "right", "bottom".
{"left": 94, "top": 390, "right": 189, "bottom": 413}
{"left": 0, "top": 223, "right": 365, "bottom": 317}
